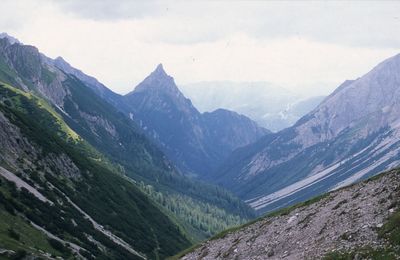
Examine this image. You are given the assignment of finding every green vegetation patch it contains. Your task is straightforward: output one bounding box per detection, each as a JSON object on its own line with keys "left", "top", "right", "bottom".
{"left": 0, "top": 82, "right": 80, "bottom": 141}
{"left": 0, "top": 205, "right": 62, "bottom": 257}
{"left": 378, "top": 204, "right": 400, "bottom": 246}
{"left": 323, "top": 246, "right": 399, "bottom": 260}
{"left": 0, "top": 83, "right": 192, "bottom": 259}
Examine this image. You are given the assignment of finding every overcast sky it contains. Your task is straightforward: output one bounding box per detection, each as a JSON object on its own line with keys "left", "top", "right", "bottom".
{"left": 1, "top": 0, "right": 399, "bottom": 95}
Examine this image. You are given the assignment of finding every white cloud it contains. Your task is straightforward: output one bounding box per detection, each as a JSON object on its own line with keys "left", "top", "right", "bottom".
{"left": 0, "top": 0, "right": 399, "bottom": 96}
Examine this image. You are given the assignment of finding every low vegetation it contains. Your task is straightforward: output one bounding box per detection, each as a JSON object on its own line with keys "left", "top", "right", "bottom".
{"left": 0, "top": 83, "right": 191, "bottom": 259}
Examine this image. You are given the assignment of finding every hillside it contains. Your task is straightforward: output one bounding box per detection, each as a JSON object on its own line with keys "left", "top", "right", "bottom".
{"left": 180, "top": 169, "right": 400, "bottom": 259}
{"left": 0, "top": 83, "right": 190, "bottom": 259}
{"left": 213, "top": 53, "right": 400, "bottom": 214}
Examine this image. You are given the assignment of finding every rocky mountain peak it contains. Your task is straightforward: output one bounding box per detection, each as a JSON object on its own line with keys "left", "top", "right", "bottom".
{"left": 154, "top": 63, "right": 166, "bottom": 75}
{"left": 129, "top": 63, "right": 179, "bottom": 95}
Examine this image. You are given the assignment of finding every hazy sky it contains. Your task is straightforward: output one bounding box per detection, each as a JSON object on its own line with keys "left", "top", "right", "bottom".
{"left": 1, "top": 0, "right": 399, "bottom": 95}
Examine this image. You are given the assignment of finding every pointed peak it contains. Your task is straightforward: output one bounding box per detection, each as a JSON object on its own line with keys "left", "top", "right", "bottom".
{"left": 127, "top": 63, "right": 183, "bottom": 95}
{"left": 152, "top": 63, "right": 167, "bottom": 76}
{"left": 155, "top": 63, "right": 164, "bottom": 71}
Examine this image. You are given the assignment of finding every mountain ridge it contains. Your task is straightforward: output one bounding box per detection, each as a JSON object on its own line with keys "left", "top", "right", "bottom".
{"left": 0, "top": 34, "right": 256, "bottom": 258}
{"left": 213, "top": 52, "right": 400, "bottom": 214}
{"left": 123, "top": 64, "right": 269, "bottom": 177}
{"left": 180, "top": 81, "right": 326, "bottom": 131}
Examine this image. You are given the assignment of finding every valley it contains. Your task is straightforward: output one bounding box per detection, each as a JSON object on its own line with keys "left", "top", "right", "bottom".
{"left": 0, "top": 2, "right": 399, "bottom": 259}
{"left": 0, "top": 35, "right": 256, "bottom": 259}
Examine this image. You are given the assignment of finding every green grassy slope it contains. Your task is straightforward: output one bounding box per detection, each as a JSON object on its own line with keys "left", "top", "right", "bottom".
{"left": 0, "top": 83, "right": 191, "bottom": 259}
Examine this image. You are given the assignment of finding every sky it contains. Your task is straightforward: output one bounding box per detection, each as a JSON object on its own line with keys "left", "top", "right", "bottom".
{"left": 0, "top": 0, "right": 399, "bottom": 95}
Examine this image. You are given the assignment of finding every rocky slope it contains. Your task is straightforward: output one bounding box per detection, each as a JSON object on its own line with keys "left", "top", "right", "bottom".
{"left": 124, "top": 65, "right": 268, "bottom": 177}
{"left": 214, "top": 53, "right": 400, "bottom": 214}
{"left": 181, "top": 169, "right": 400, "bottom": 259}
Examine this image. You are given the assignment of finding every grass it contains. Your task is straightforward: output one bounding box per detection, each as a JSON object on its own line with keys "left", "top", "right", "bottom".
{"left": 0, "top": 206, "right": 62, "bottom": 257}
{"left": 0, "top": 81, "right": 80, "bottom": 141}
{"left": 378, "top": 203, "right": 400, "bottom": 246}
{"left": 0, "top": 81, "right": 32, "bottom": 99}
{"left": 323, "top": 247, "right": 399, "bottom": 260}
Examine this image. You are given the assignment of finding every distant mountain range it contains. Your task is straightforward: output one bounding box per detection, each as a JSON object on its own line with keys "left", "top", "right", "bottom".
{"left": 212, "top": 52, "right": 400, "bottom": 214}
{"left": 180, "top": 81, "right": 326, "bottom": 131}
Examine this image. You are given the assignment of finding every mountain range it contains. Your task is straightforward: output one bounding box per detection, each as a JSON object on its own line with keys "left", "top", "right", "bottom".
{"left": 0, "top": 34, "right": 259, "bottom": 258}
{"left": 181, "top": 81, "right": 326, "bottom": 131}
{"left": 1, "top": 31, "right": 400, "bottom": 260}
{"left": 51, "top": 56, "right": 268, "bottom": 177}
{"left": 123, "top": 65, "right": 268, "bottom": 176}
{"left": 212, "top": 52, "right": 400, "bottom": 214}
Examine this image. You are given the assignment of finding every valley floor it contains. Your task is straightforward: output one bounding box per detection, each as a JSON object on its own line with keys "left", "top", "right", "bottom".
{"left": 180, "top": 169, "right": 400, "bottom": 259}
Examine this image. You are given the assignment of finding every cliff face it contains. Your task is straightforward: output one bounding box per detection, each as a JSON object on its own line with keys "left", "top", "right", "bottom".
{"left": 181, "top": 169, "right": 400, "bottom": 259}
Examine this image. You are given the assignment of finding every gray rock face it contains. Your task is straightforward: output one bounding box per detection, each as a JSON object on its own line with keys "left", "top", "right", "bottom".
{"left": 295, "top": 53, "right": 400, "bottom": 147}
{"left": 47, "top": 56, "right": 127, "bottom": 111}
{"left": 0, "top": 37, "right": 68, "bottom": 106}
{"left": 182, "top": 170, "right": 400, "bottom": 259}
{"left": 273, "top": 53, "right": 400, "bottom": 171}
{"left": 0, "top": 111, "right": 81, "bottom": 180}
{"left": 214, "top": 53, "right": 400, "bottom": 213}
{"left": 0, "top": 38, "right": 128, "bottom": 154}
